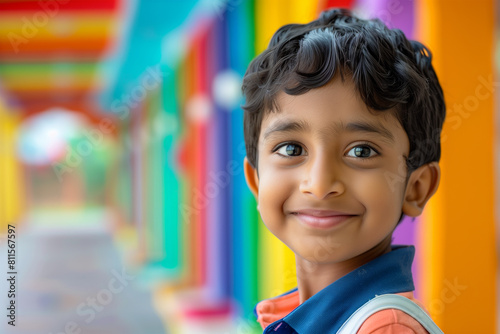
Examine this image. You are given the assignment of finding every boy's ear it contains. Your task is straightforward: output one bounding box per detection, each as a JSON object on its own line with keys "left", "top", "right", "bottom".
{"left": 243, "top": 156, "right": 259, "bottom": 199}
{"left": 402, "top": 162, "right": 441, "bottom": 217}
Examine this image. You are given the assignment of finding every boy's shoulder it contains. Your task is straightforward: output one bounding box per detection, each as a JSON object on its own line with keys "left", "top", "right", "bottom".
{"left": 256, "top": 290, "right": 430, "bottom": 333}
{"left": 255, "top": 246, "right": 422, "bottom": 332}
{"left": 355, "top": 291, "right": 430, "bottom": 334}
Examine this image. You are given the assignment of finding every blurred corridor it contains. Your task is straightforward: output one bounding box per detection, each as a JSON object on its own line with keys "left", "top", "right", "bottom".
{"left": 1, "top": 208, "right": 166, "bottom": 334}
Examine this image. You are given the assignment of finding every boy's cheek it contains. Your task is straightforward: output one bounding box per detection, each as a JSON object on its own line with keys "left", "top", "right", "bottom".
{"left": 351, "top": 174, "right": 405, "bottom": 208}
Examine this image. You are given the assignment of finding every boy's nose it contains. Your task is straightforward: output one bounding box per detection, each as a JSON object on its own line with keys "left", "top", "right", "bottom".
{"left": 299, "top": 155, "right": 345, "bottom": 199}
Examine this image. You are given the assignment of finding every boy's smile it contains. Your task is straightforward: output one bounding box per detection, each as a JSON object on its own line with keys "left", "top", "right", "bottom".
{"left": 246, "top": 75, "right": 415, "bottom": 274}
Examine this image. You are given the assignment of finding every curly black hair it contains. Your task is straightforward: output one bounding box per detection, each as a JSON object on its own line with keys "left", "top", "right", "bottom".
{"left": 242, "top": 8, "right": 445, "bottom": 175}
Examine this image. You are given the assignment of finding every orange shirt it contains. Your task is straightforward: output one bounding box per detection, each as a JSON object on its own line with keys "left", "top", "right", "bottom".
{"left": 256, "top": 290, "right": 430, "bottom": 333}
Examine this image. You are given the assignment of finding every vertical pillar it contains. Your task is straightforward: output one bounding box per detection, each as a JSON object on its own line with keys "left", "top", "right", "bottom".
{"left": 417, "top": 1, "right": 497, "bottom": 332}
{"left": 0, "top": 100, "right": 22, "bottom": 231}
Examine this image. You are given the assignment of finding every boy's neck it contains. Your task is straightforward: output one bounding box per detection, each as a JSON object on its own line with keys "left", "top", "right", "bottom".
{"left": 295, "top": 236, "right": 393, "bottom": 304}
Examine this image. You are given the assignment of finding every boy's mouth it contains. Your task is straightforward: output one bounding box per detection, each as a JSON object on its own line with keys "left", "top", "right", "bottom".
{"left": 290, "top": 209, "right": 357, "bottom": 229}
{"left": 291, "top": 209, "right": 355, "bottom": 217}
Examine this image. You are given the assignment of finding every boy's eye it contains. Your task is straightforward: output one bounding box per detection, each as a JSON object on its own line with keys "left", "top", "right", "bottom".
{"left": 276, "top": 143, "right": 305, "bottom": 157}
{"left": 346, "top": 145, "right": 378, "bottom": 158}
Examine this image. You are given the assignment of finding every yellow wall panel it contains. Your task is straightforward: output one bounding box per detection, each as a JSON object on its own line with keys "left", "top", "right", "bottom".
{"left": 0, "top": 100, "right": 23, "bottom": 231}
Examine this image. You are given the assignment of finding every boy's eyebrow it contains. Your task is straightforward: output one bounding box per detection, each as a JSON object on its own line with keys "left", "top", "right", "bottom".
{"left": 344, "top": 121, "right": 395, "bottom": 143}
{"left": 262, "top": 119, "right": 395, "bottom": 143}
{"left": 262, "top": 119, "right": 310, "bottom": 140}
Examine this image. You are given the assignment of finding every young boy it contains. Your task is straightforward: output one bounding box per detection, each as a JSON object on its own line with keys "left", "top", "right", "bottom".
{"left": 241, "top": 8, "right": 445, "bottom": 333}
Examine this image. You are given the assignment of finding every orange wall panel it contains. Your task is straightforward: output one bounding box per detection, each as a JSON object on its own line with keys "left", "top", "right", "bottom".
{"left": 417, "top": 1, "right": 497, "bottom": 332}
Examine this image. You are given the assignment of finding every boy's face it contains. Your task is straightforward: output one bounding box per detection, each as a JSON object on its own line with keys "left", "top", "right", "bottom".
{"left": 245, "top": 75, "right": 425, "bottom": 265}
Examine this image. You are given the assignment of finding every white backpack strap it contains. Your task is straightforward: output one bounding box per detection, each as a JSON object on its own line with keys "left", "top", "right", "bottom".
{"left": 337, "top": 294, "right": 444, "bottom": 334}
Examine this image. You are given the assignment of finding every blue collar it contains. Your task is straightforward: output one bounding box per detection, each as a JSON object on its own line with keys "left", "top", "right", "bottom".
{"left": 262, "top": 245, "right": 416, "bottom": 334}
